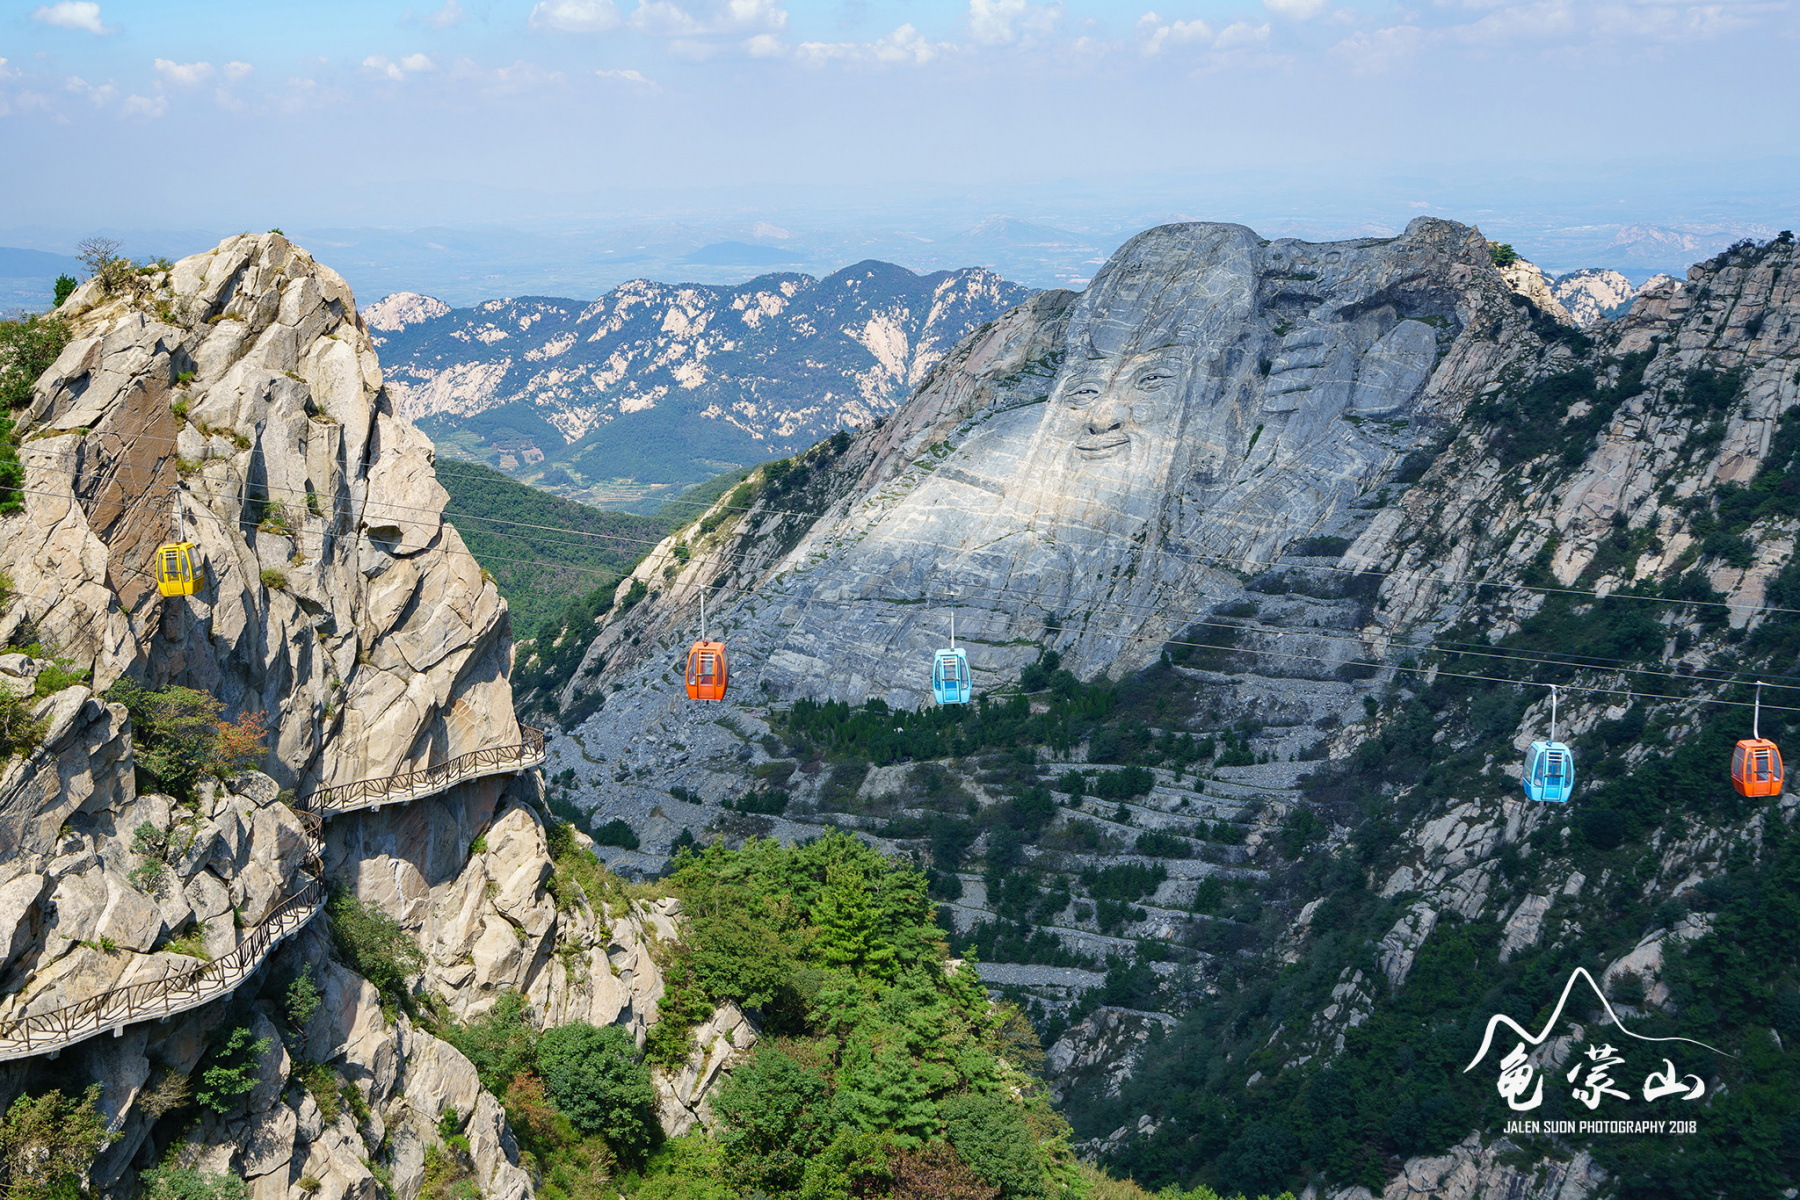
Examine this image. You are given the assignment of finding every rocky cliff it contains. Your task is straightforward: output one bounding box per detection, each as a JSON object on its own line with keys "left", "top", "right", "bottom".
{"left": 0, "top": 235, "right": 718, "bottom": 1200}
{"left": 541, "top": 221, "right": 1800, "bottom": 1196}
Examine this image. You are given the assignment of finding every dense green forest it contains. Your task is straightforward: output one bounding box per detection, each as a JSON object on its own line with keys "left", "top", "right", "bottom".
{"left": 434, "top": 824, "right": 1292, "bottom": 1200}
{"left": 437, "top": 460, "right": 745, "bottom": 632}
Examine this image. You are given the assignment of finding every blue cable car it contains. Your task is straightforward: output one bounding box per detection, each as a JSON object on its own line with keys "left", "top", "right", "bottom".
{"left": 931, "top": 611, "right": 972, "bottom": 705}
{"left": 1523, "top": 685, "right": 1576, "bottom": 803}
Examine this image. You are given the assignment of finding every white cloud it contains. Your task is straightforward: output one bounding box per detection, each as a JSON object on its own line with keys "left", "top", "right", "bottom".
{"left": 154, "top": 59, "right": 215, "bottom": 86}
{"left": 448, "top": 56, "right": 565, "bottom": 95}
{"left": 1328, "top": 23, "right": 1426, "bottom": 73}
{"left": 968, "top": 0, "right": 1062, "bottom": 45}
{"left": 122, "top": 91, "right": 165, "bottom": 117}
{"left": 362, "top": 53, "right": 436, "bottom": 80}
{"left": 31, "top": 1, "right": 113, "bottom": 33}
{"left": 223, "top": 61, "right": 254, "bottom": 82}
{"left": 427, "top": 0, "right": 466, "bottom": 28}
{"left": 628, "top": 0, "right": 786, "bottom": 36}
{"left": 745, "top": 32, "right": 784, "bottom": 55}
{"left": 724, "top": 0, "right": 785, "bottom": 31}
{"left": 796, "top": 23, "right": 948, "bottom": 65}
{"left": 1215, "top": 20, "right": 1270, "bottom": 47}
{"left": 630, "top": 2, "right": 703, "bottom": 34}
{"left": 1264, "top": 0, "right": 1327, "bottom": 17}
{"left": 528, "top": 0, "right": 621, "bottom": 32}
{"left": 596, "top": 67, "right": 656, "bottom": 85}
{"left": 1136, "top": 11, "right": 1213, "bottom": 54}
{"left": 63, "top": 74, "right": 115, "bottom": 105}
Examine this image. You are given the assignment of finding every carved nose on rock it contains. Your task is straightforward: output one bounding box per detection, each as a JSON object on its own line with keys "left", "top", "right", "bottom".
{"left": 1086, "top": 401, "right": 1127, "bottom": 436}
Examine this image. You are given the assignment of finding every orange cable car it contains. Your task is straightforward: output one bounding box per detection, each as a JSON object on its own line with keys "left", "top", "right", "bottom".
{"left": 685, "top": 590, "right": 729, "bottom": 702}
{"left": 1731, "top": 681, "right": 1783, "bottom": 798}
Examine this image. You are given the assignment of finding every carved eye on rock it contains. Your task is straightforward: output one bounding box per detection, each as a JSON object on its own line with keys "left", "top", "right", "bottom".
{"left": 1136, "top": 368, "right": 1175, "bottom": 392}
{"left": 1065, "top": 383, "right": 1102, "bottom": 406}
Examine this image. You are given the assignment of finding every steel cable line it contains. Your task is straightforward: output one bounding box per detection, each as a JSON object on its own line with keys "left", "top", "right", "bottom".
{"left": 7, "top": 425, "right": 1785, "bottom": 616}
{"left": 12, "top": 442, "right": 1800, "bottom": 698}
{"left": 12, "top": 468, "right": 1799, "bottom": 699}
{"left": 4, "top": 491, "right": 1791, "bottom": 725}
{"left": 735, "top": 582, "right": 1800, "bottom": 717}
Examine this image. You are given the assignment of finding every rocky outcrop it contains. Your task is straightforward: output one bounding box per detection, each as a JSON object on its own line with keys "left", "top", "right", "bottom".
{"left": 1552, "top": 268, "right": 1636, "bottom": 327}
{"left": 572, "top": 218, "right": 1545, "bottom": 720}
{"left": 0, "top": 236, "right": 552, "bottom": 1200}
{"left": 1499, "top": 258, "right": 1575, "bottom": 324}
{"left": 1322, "top": 1133, "right": 1606, "bottom": 1200}
{"left": 5, "top": 234, "right": 518, "bottom": 796}
{"left": 654, "top": 1001, "right": 759, "bottom": 1138}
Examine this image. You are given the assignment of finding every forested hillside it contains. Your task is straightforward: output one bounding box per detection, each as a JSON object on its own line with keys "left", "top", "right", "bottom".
{"left": 437, "top": 459, "right": 746, "bottom": 632}
{"left": 539, "top": 223, "right": 1800, "bottom": 1198}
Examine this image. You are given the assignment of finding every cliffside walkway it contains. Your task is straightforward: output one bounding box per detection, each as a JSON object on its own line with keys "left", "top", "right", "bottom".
{"left": 302, "top": 724, "right": 547, "bottom": 817}
{"left": 0, "top": 724, "right": 545, "bottom": 1062}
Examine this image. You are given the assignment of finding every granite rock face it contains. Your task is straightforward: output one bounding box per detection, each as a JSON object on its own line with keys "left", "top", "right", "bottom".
{"left": 0, "top": 236, "right": 546, "bottom": 1200}
{"left": 2, "top": 234, "right": 518, "bottom": 795}
{"left": 544, "top": 224, "right": 1800, "bottom": 1198}
{"left": 572, "top": 218, "right": 1536, "bottom": 717}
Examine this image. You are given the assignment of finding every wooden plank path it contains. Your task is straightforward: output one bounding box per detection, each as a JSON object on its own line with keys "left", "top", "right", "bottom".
{"left": 0, "top": 724, "right": 544, "bottom": 1062}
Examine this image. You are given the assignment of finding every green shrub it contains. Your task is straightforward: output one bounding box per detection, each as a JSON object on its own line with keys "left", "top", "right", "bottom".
{"left": 1091, "top": 766, "right": 1154, "bottom": 800}
{"left": 51, "top": 276, "right": 77, "bottom": 308}
{"left": 0, "top": 313, "right": 71, "bottom": 411}
{"left": 592, "top": 819, "right": 639, "bottom": 850}
{"left": 106, "top": 681, "right": 267, "bottom": 801}
{"left": 1488, "top": 242, "right": 1519, "bottom": 267}
{"left": 442, "top": 992, "right": 540, "bottom": 1095}
{"left": 727, "top": 789, "right": 789, "bottom": 816}
{"left": 624, "top": 1133, "right": 734, "bottom": 1200}
{"left": 286, "top": 963, "right": 321, "bottom": 1032}
{"left": 941, "top": 1093, "right": 1047, "bottom": 1198}
{"left": 260, "top": 567, "right": 288, "bottom": 590}
{"left": 326, "top": 890, "right": 424, "bottom": 1007}
{"left": 537, "top": 1022, "right": 657, "bottom": 1162}
{"left": 297, "top": 1063, "right": 342, "bottom": 1125}
{"left": 1132, "top": 829, "right": 1192, "bottom": 859}
{"left": 0, "top": 690, "right": 47, "bottom": 762}
{"left": 31, "top": 657, "right": 89, "bottom": 697}
{"left": 196, "top": 1025, "right": 272, "bottom": 1114}
{"left": 0, "top": 1085, "right": 113, "bottom": 1200}
{"left": 140, "top": 1165, "right": 249, "bottom": 1200}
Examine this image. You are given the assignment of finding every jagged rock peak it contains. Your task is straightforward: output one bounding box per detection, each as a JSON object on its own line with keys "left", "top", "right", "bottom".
{"left": 4, "top": 232, "right": 517, "bottom": 794}
{"left": 573, "top": 215, "right": 1536, "bottom": 714}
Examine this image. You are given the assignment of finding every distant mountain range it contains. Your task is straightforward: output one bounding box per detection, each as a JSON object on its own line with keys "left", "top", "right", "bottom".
{"left": 0, "top": 246, "right": 82, "bottom": 312}
{"left": 1551, "top": 267, "right": 1676, "bottom": 326}
{"left": 368, "top": 260, "right": 1034, "bottom": 508}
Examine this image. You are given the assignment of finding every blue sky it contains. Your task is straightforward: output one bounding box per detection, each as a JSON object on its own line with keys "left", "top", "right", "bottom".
{"left": 1, "top": 1, "right": 1796, "bottom": 294}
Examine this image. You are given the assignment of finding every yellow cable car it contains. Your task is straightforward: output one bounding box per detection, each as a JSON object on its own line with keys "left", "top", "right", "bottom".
{"left": 155, "top": 542, "right": 202, "bottom": 597}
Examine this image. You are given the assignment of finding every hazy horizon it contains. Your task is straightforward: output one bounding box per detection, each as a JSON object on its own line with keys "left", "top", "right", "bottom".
{"left": 2, "top": 0, "right": 1795, "bottom": 306}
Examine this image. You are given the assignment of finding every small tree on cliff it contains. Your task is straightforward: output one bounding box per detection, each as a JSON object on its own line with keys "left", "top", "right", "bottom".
{"left": 106, "top": 680, "right": 267, "bottom": 800}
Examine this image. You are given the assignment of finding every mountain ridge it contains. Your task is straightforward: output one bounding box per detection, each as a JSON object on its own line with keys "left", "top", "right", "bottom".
{"left": 525, "top": 218, "right": 1800, "bottom": 1197}
{"left": 368, "top": 260, "right": 1033, "bottom": 508}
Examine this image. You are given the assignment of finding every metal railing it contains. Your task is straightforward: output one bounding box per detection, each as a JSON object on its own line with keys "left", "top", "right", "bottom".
{"left": 0, "top": 723, "right": 546, "bottom": 1062}
{"left": 0, "top": 873, "right": 325, "bottom": 1062}
{"left": 302, "top": 724, "right": 546, "bottom": 817}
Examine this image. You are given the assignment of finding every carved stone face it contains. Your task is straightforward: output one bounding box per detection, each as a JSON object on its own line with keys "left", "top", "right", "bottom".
{"left": 1053, "top": 354, "right": 1187, "bottom": 466}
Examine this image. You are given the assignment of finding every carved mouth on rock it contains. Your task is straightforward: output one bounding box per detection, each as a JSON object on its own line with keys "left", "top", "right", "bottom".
{"left": 1076, "top": 437, "right": 1129, "bottom": 457}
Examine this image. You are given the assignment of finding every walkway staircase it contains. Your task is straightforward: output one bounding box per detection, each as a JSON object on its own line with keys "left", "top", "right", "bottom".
{"left": 0, "top": 724, "right": 545, "bottom": 1062}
